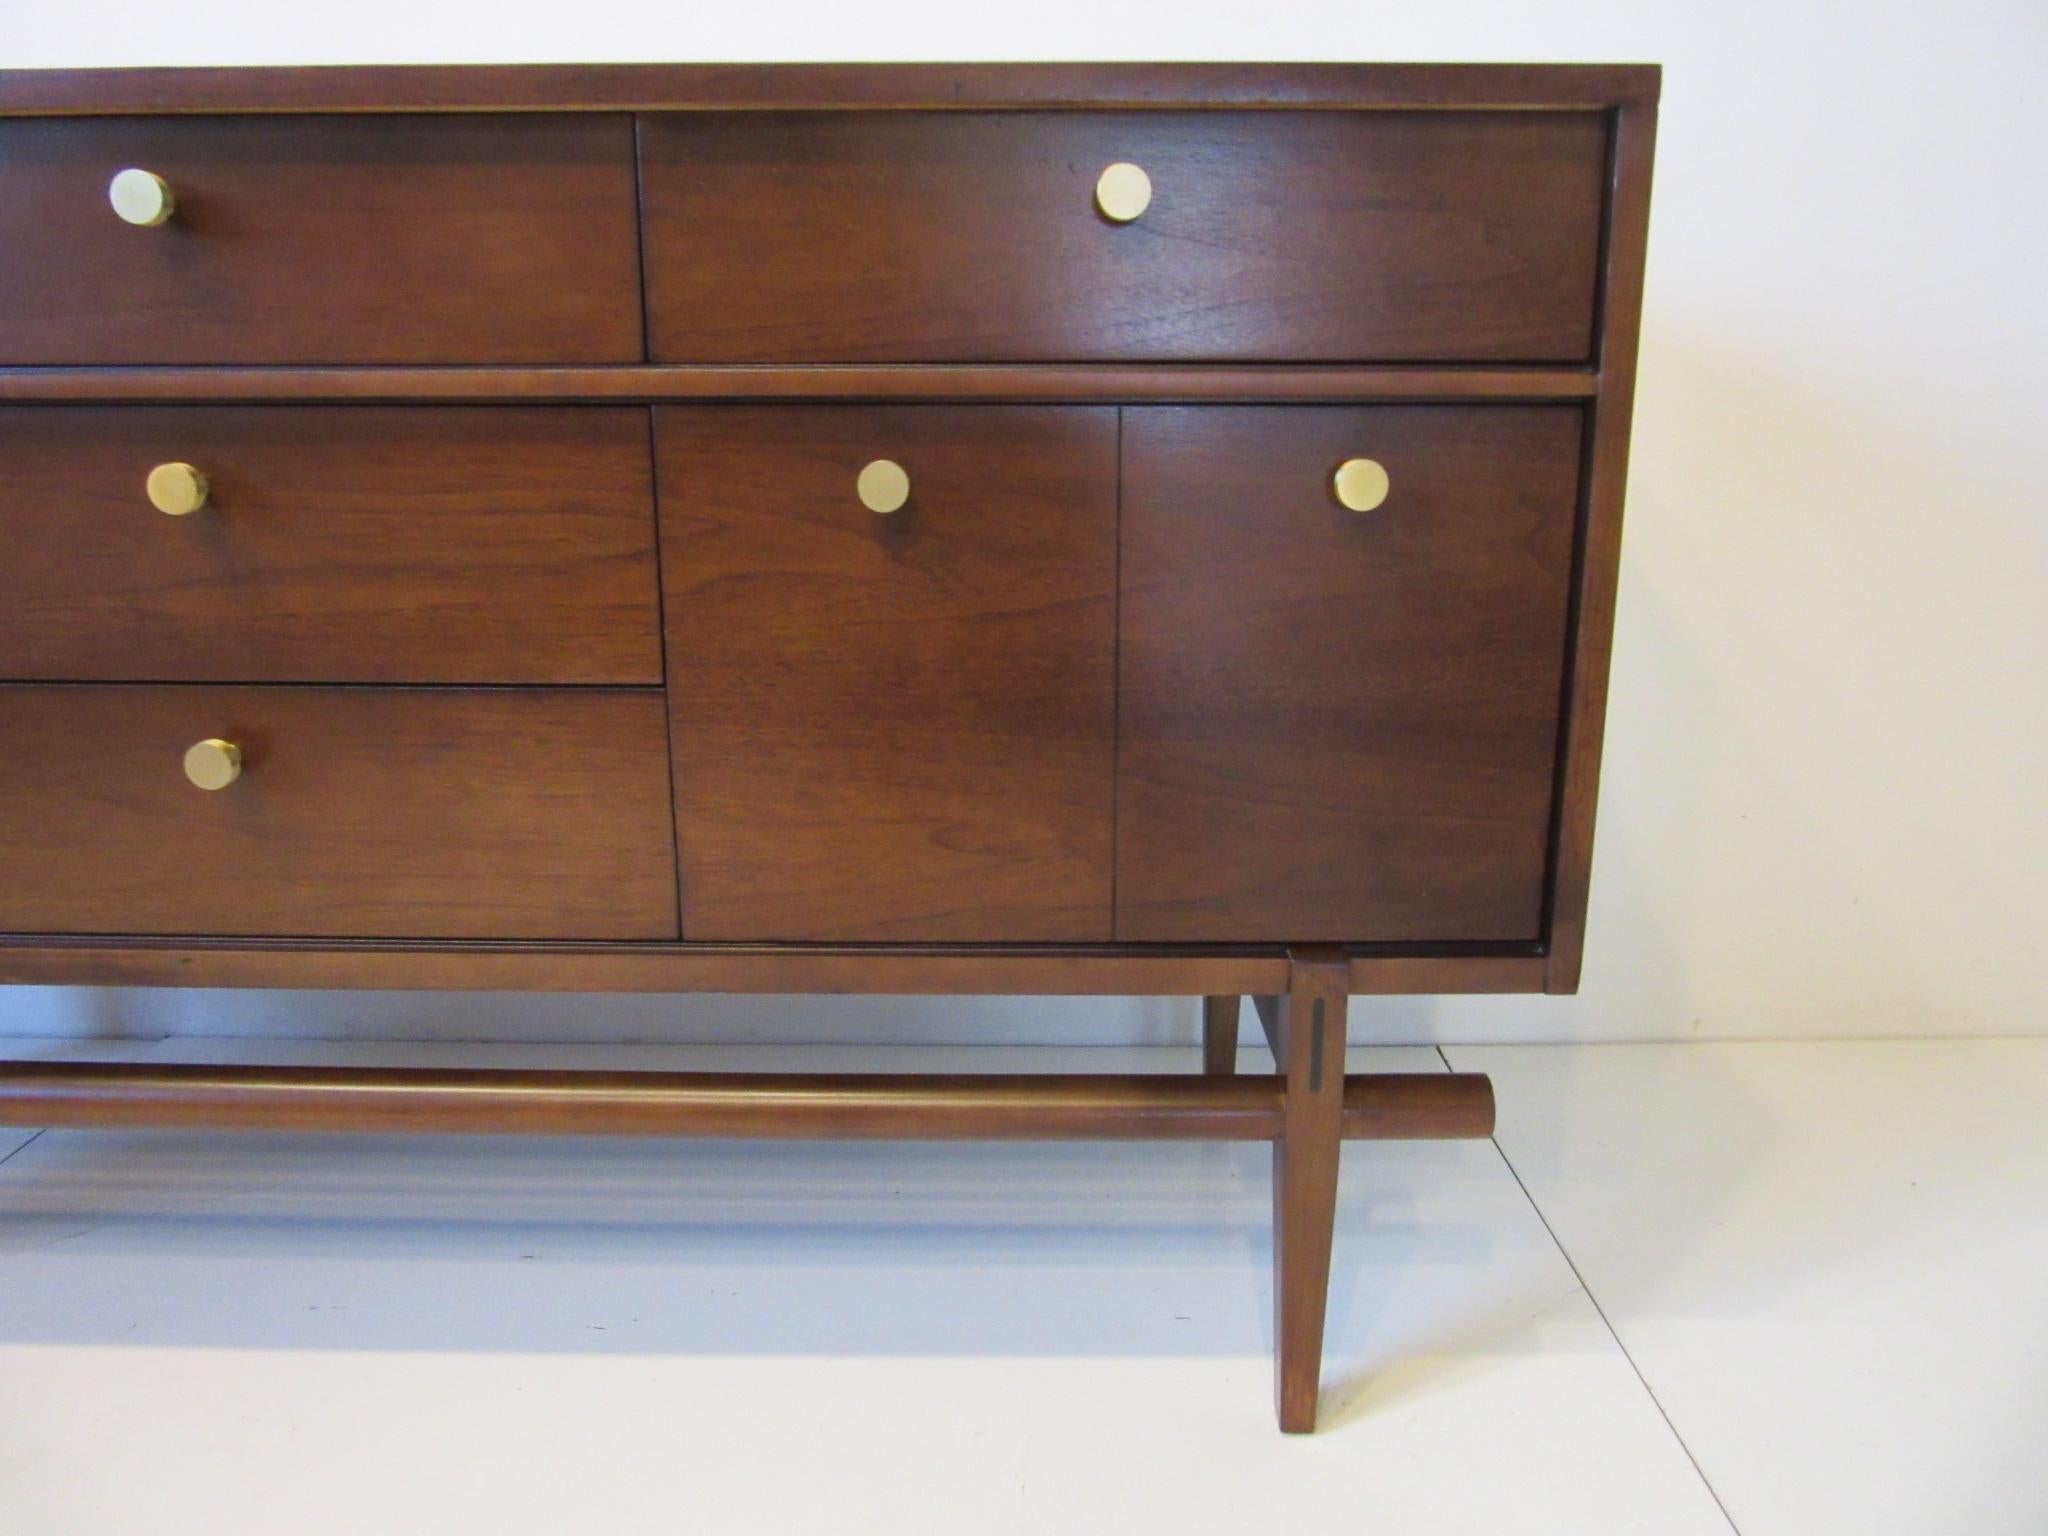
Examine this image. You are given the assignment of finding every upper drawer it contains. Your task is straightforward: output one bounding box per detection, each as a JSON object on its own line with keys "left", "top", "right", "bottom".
{"left": 0, "top": 115, "right": 643, "bottom": 364}
{"left": 641, "top": 111, "right": 1607, "bottom": 364}
{"left": 0, "top": 406, "right": 662, "bottom": 684}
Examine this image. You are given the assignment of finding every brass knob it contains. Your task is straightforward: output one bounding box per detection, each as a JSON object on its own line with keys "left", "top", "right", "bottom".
{"left": 1095, "top": 163, "right": 1152, "bottom": 223}
{"left": 146, "top": 462, "right": 210, "bottom": 516}
{"left": 1333, "top": 458, "right": 1391, "bottom": 513}
{"left": 109, "top": 168, "right": 176, "bottom": 227}
{"left": 857, "top": 459, "right": 911, "bottom": 515}
{"left": 183, "top": 739, "right": 242, "bottom": 791}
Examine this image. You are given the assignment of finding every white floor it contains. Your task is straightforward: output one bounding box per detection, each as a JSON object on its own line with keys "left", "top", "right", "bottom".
{"left": 0, "top": 1036, "right": 2041, "bottom": 1535}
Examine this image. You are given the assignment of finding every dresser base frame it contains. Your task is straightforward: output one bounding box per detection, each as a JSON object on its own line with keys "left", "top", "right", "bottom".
{"left": 0, "top": 943, "right": 1497, "bottom": 1432}
{"left": 0, "top": 937, "right": 1557, "bottom": 993}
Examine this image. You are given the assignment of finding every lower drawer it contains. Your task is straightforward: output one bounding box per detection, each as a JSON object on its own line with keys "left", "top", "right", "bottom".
{"left": 0, "top": 686, "right": 679, "bottom": 940}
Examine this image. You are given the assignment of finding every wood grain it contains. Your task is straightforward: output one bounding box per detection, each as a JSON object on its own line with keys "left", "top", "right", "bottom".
{"left": 642, "top": 112, "right": 1607, "bottom": 364}
{"left": 0, "top": 406, "right": 660, "bottom": 683}
{"left": 1117, "top": 406, "right": 1584, "bottom": 942}
{"left": 658, "top": 405, "right": 1118, "bottom": 941}
{"left": 0, "top": 685, "right": 678, "bottom": 939}
{"left": 0, "top": 114, "right": 642, "bottom": 364}
{"left": 0, "top": 63, "right": 1661, "bottom": 117}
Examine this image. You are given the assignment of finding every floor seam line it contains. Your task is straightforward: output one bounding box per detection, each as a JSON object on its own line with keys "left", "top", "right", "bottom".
{"left": 1443, "top": 1044, "right": 1746, "bottom": 1536}
{"left": 0, "top": 1127, "right": 48, "bottom": 1173}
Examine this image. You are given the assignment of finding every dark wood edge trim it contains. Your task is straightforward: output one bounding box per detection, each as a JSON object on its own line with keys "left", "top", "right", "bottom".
{"left": 0, "top": 1061, "right": 1497, "bottom": 1141}
{"left": 0, "top": 62, "right": 1662, "bottom": 117}
{"left": 0, "top": 366, "right": 1600, "bottom": 405}
{"left": 0, "top": 940, "right": 1546, "bottom": 996}
{"left": 1545, "top": 101, "right": 1657, "bottom": 993}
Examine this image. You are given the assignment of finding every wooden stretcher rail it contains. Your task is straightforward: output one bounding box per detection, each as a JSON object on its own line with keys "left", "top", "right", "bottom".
{"left": 0, "top": 1062, "right": 1495, "bottom": 1141}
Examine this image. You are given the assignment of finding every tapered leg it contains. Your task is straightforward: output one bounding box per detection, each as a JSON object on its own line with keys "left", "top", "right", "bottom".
{"left": 1201, "top": 995, "right": 1240, "bottom": 1076}
{"left": 1273, "top": 946, "right": 1348, "bottom": 1433}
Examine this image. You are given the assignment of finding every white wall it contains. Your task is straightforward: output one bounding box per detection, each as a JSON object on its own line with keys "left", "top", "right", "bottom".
{"left": 4, "top": 0, "right": 2043, "bottom": 1043}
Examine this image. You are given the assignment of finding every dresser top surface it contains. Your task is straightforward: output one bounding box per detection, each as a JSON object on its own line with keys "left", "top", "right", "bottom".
{"left": 0, "top": 61, "right": 1660, "bottom": 117}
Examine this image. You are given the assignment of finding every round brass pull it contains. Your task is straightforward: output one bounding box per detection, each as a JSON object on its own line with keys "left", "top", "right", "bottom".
{"left": 857, "top": 459, "right": 911, "bottom": 515}
{"left": 183, "top": 738, "right": 243, "bottom": 792}
{"left": 109, "top": 168, "right": 176, "bottom": 227}
{"left": 146, "top": 461, "right": 210, "bottom": 516}
{"left": 1333, "top": 458, "right": 1391, "bottom": 513}
{"left": 1095, "top": 162, "right": 1152, "bottom": 224}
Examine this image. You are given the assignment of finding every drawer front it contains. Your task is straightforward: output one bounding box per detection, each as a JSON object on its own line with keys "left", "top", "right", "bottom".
{"left": 0, "top": 407, "right": 662, "bottom": 684}
{"left": 0, "top": 115, "right": 642, "bottom": 364}
{"left": 1117, "top": 406, "right": 1582, "bottom": 942}
{"left": 0, "top": 686, "right": 679, "bottom": 939}
{"left": 641, "top": 111, "right": 1605, "bottom": 364}
{"left": 659, "top": 406, "right": 1117, "bottom": 941}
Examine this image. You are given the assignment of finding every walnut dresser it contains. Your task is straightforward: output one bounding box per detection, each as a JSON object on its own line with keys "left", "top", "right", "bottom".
{"left": 0, "top": 62, "right": 1657, "bottom": 1431}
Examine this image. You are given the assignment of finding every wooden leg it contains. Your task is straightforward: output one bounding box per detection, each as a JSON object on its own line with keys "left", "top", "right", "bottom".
{"left": 1201, "top": 995, "right": 1240, "bottom": 1076}
{"left": 1273, "top": 946, "right": 1348, "bottom": 1433}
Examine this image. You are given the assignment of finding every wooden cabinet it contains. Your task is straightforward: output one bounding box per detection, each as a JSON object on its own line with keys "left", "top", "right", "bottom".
{"left": 0, "top": 62, "right": 1659, "bottom": 1433}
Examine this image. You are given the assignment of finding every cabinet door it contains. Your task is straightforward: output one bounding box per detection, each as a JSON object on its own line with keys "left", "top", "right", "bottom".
{"left": 1117, "top": 406, "right": 1583, "bottom": 943}
{"left": 658, "top": 406, "right": 1117, "bottom": 941}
